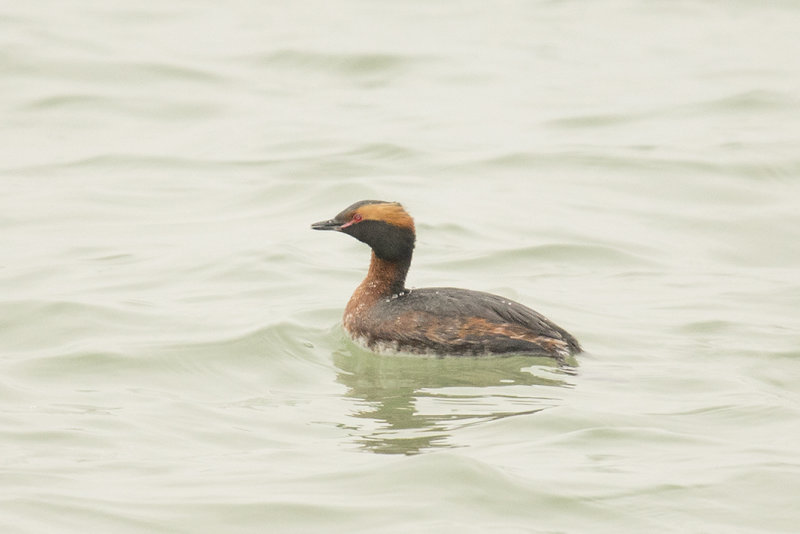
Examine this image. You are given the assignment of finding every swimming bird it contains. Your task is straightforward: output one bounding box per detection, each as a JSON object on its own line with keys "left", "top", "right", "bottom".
{"left": 311, "top": 200, "right": 580, "bottom": 360}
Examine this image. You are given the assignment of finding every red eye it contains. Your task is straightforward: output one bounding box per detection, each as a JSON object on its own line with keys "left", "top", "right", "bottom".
{"left": 341, "top": 213, "right": 362, "bottom": 229}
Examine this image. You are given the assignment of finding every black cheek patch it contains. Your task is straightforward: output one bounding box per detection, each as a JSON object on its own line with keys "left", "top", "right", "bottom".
{"left": 345, "top": 220, "right": 415, "bottom": 261}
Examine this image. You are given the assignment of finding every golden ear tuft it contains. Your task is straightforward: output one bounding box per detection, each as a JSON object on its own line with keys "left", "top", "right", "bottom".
{"left": 358, "top": 202, "right": 414, "bottom": 229}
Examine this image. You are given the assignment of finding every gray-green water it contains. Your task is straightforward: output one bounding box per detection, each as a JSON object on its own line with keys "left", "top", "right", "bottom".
{"left": 3, "top": 1, "right": 800, "bottom": 532}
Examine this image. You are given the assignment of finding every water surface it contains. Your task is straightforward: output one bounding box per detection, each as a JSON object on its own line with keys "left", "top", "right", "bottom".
{"left": 2, "top": 1, "right": 800, "bottom": 532}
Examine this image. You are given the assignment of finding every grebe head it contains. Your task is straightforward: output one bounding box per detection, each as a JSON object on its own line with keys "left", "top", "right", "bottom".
{"left": 311, "top": 200, "right": 415, "bottom": 261}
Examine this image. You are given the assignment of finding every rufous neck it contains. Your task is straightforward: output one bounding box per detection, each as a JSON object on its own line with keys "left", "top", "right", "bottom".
{"left": 362, "top": 251, "right": 410, "bottom": 297}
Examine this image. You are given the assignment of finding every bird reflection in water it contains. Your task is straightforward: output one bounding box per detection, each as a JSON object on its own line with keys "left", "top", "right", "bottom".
{"left": 333, "top": 341, "right": 576, "bottom": 455}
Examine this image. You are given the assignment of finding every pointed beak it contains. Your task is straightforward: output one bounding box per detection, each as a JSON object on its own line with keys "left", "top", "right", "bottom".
{"left": 311, "top": 218, "right": 342, "bottom": 231}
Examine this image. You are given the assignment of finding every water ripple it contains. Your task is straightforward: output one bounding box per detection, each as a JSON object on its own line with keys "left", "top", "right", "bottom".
{"left": 243, "top": 49, "right": 432, "bottom": 75}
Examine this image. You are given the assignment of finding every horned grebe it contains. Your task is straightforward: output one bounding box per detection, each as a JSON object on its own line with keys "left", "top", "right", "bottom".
{"left": 311, "top": 200, "right": 580, "bottom": 360}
